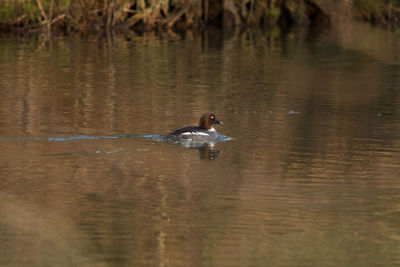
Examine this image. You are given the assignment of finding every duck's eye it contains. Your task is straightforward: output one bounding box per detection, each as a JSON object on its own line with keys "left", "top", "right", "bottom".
{"left": 211, "top": 116, "right": 215, "bottom": 120}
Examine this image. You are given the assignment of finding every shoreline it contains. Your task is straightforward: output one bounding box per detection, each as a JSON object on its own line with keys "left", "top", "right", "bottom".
{"left": 1, "top": 0, "right": 400, "bottom": 35}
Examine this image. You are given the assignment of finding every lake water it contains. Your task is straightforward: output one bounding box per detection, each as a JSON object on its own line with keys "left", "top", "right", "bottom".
{"left": 1, "top": 25, "right": 400, "bottom": 266}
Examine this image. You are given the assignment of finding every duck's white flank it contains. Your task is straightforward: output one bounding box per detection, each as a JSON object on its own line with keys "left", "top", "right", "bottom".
{"left": 181, "top": 132, "right": 209, "bottom": 136}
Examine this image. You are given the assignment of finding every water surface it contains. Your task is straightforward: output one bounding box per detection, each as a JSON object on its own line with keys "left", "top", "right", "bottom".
{"left": 1, "top": 26, "right": 400, "bottom": 266}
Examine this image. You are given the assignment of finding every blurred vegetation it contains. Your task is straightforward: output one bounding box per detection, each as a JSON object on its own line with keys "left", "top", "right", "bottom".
{"left": 354, "top": 0, "right": 400, "bottom": 25}
{"left": 1, "top": 0, "right": 400, "bottom": 33}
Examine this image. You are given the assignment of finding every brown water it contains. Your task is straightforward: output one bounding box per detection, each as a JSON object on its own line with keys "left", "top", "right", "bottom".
{"left": 1, "top": 25, "right": 400, "bottom": 266}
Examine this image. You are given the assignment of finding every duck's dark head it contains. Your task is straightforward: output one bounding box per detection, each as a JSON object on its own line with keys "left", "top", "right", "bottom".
{"left": 199, "top": 112, "right": 223, "bottom": 130}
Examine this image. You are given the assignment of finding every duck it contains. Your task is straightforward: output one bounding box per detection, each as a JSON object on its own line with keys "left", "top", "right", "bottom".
{"left": 167, "top": 112, "right": 223, "bottom": 141}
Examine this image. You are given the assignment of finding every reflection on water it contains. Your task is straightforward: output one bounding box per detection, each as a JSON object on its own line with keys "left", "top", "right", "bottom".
{"left": 0, "top": 134, "right": 229, "bottom": 160}
{"left": 1, "top": 25, "right": 400, "bottom": 265}
{"left": 0, "top": 194, "right": 103, "bottom": 266}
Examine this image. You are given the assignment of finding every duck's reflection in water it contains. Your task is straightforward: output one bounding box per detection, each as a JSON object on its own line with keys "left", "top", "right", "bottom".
{"left": 198, "top": 145, "right": 221, "bottom": 160}
{"left": 175, "top": 139, "right": 221, "bottom": 160}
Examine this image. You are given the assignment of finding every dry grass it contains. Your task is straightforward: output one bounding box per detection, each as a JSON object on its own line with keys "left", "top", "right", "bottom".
{"left": 1, "top": 0, "right": 399, "bottom": 33}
